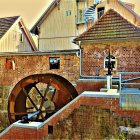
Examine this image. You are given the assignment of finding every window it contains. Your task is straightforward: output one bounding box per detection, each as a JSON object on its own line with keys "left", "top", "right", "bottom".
{"left": 20, "top": 34, "right": 24, "bottom": 42}
{"left": 48, "top": 125, "right": 53, "bottom": 134}
{"left": 66, "top": 10, "right": 71, "bottom": 16}
{"left": 49, "top": 57, "right": 60, "bottom": 70}
{"left": 104, "top": 55, "right": 117, "bottom": 70}
{"left": 97, "top": 7, "right": 104, "bottom": 19}
{"left": 77, "top": 9, "right": 86, "bottom": 23}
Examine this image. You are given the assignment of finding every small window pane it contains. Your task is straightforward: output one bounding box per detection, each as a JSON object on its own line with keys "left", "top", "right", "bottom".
{"left": 49, "top": 57, "right": 60, "bottom": 70}
{"left": 104, "top": 55, "right": 117, "bottom": 70}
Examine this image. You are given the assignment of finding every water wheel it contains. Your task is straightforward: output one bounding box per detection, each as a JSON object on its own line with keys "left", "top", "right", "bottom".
{"left": 8, "top": 74, "right": 78, "bottom": 123}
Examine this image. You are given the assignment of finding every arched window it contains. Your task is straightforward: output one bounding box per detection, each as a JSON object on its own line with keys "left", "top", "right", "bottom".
{"left": 104, "top": 55, "right": 117, "bottom": 70}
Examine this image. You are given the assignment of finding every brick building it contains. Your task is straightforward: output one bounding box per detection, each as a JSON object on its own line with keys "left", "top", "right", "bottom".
{"left": 74, "top": 9, "right": 140, "bottom": 77}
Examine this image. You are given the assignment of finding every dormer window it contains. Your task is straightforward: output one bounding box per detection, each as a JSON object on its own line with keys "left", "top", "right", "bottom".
{"left": 97, "top": 7, "right": 104, "bottom": 19}
{"left": 104, "top": 55, "right": 117, "bottom": 70}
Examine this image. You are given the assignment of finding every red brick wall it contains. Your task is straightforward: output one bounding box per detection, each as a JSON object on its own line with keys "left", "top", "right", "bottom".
{"left": 81, "top": 40, "right": 140, "bottom": 76}
{"left": 76, "top": 80, "right": 106, "bottom": 94}
{"left": 0, "top": 54, "right": 80, "bottom": 86}
{"left": 1, "top": 96, "right": 140, "bottom": 139}
{"left": 0, "top": 53, "right": 80, "bottom": 131}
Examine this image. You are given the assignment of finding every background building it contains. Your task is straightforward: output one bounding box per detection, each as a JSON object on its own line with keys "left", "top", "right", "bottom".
{"left": 0, "top": 16, "right": 37, "bottom": 52}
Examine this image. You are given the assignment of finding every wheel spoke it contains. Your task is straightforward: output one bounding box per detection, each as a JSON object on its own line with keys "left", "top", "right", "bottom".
{"left": 33, "top": 85, "right": 47, "bottom": 101}
{"left": 37, "top": 84, "right": 50, "bottom": 120}
{"left": 51, "top": 89, "right": 56, "bottom": 101}
{"left": 22, "top": 87, "right": 38, "bottom": 111}
{"left": 26, "top": 106, "right": 34, "bottom": 110}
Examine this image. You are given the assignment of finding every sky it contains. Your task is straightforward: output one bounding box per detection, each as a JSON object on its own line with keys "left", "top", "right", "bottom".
{"left": 0, "top": 0, "right": 52, "bottom": 29}
{"left": 0, "top": 0, "right": 140, "bottom": 29}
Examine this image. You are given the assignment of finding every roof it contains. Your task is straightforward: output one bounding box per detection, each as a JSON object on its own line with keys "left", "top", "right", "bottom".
{"left": 118, "top": 0, "right": 140, "bottom": 23}
{"left": 0, "top": 16, "right": 37, "bottom": 51}
{"left": 0, "top": 16, "right": 19, "bottom": 39}
{"left": 31, "top": 0, "right": 60, "bottom": 34}
{"left": 73, "top": 9, "right": 140, "bottom": 42}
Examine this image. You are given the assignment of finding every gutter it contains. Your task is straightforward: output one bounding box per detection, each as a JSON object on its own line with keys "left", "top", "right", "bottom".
{"left": 74, "top": 36, "right": 140, "bottom": 43}
{"left": 0, "top": 49, "right": 80, "bottom": 57}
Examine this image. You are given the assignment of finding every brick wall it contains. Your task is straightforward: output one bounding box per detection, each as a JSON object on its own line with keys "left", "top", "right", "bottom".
{"left": 0, "top": 54, "right": 80, "bottom": 86}
{"left": 1, "top": 95, "right": 140, "bottom": 139}
{"left": 81, "top": 40, "right": 140, "bottom": 76}
{"left": 0, "top": 53, "right": 80, "bottom": 131}
{"left": 76, "top": 80, "right": 106, "bottom": 93}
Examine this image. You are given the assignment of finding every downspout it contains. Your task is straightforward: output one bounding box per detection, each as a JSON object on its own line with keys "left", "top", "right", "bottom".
{"left": 79, "top": 43, "right": 82, "bottom": 76}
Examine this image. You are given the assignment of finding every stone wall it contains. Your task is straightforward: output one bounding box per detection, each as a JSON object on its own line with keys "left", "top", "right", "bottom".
{"left": 81, "top": 40, "right": 140, "bottom": 76}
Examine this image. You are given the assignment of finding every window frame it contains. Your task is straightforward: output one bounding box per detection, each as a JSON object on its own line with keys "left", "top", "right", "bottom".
{"left": 49, "top": 57, "right": 60, "bottom": 70}
{"left": 104, "top": 55, "right": 117, "bottom": 71}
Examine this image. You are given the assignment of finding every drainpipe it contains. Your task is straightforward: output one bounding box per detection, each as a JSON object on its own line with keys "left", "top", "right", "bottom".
{"left": 80, "top": 45, "right": 82, "bottom": 76}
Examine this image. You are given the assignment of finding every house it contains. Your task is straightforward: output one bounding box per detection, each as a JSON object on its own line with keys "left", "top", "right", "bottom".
{"left": 73, "top": 8, "right": 140, "bottom": 90}
{"left": 31, "top": 0, "right": 139, "bottom": 51}
{"left": 0, "top": 16, "right": 37, "bottom": 52}
{"left": 30, "top": 0, "right": 102, "bottom": 51}
{"left": 94, "top": 0, "right": 140, "bottom": 26}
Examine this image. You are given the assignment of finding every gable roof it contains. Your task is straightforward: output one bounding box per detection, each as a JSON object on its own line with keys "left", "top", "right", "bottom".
{"left": 0, "top": 16, "right": 37, "bottom": 51}
{"left": 31, "top": 0, "right": 60, "bottom": 34}
{"left": 73, "top": 9, "right": 140, "bottom": 42}
{"left": 0, "top": 16, "right": 19, "bottom": 39}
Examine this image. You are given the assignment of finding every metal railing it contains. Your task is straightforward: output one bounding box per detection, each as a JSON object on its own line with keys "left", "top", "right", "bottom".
{"left": 118, "top": 72, "right": 140, "bottom": 92}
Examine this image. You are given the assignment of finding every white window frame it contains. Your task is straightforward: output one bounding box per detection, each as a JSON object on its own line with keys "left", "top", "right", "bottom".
{"left": 104, "top": 55, "right": 117, "bottom": 70}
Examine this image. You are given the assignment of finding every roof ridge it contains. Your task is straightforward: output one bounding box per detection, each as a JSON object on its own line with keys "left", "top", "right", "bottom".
{"left": 73, "top": 8, "right": 140, "bottom": 42}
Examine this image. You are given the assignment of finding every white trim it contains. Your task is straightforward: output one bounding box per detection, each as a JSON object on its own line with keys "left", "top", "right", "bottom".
{"left": 104, "top": 56, "right": 117, "bottom": 71}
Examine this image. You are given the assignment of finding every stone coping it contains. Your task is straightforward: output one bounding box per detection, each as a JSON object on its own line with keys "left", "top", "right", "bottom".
{"left": 0, "top": 49, "right": 79, "bottom": 56}
{"left": 82, "top": 91, "right": 120, "bottom": 98}
{"left": 13, "top": 121, "right": 42, "bottom": 129}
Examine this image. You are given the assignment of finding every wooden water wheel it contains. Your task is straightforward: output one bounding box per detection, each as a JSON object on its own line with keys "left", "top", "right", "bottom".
{"left": 8, "top": 74, "right": 78, "bottom": 123}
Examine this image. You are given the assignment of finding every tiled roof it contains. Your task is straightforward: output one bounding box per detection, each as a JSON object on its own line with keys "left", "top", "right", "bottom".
{"left": 74, "top": 9, "right": 140, "bottom": 42}
{"left": 0, "top": 16, "right": 19, "bottom": 39}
